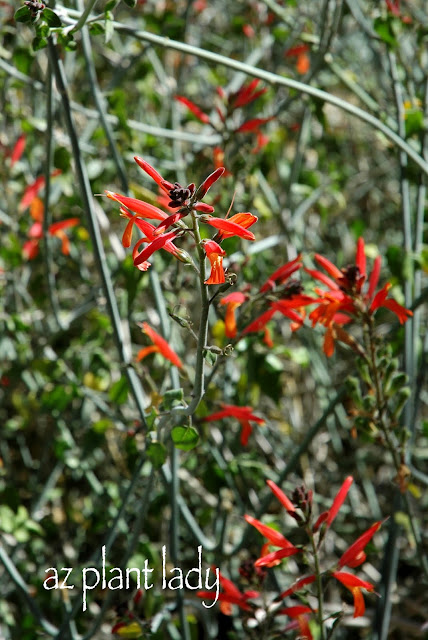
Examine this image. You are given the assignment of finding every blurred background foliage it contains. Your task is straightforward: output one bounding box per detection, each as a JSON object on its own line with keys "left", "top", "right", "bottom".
{"left": 1, "top": 0, "right": 428, "bottom": 638}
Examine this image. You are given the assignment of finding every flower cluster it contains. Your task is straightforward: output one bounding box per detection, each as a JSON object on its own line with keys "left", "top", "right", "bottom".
{"left": 175, "top": 78, "right": 273, "bottom": 159}
{"left": 106, "top": 157, "right": 257, "bottom": 284}
{"left": 198, "top": 477, "right": 382, "bottom": 639}
{"left": 216, "top": 239, "right": 412, "bottom": 357}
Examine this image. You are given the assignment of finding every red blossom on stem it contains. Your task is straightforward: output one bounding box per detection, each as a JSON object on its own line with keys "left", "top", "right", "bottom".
{"left": 202, "top": 240, "right": 227, "bottom": 285}
{"left": 202, "top": 403, "right": 265, "bottom": 445}
{"left": 136, "top": 322, "right": 183, "bottom": 369}
{"left": 197, "top": 572, "right": 259, "bottom": 614}
{"left": 306, "top": 237, "right": 413, "bottom": 356}
{"left": 220, "top": 292, "right": 247, "bottom": 338}
{"left": 332, "top": 571, "right": 375, "bottom": 618}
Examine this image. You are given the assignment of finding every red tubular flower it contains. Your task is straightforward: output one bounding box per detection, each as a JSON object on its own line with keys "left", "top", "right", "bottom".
{"left": 266, "top": 480, "right": 296, "bottom": 513}
{"left": 19, "top": 169, "right": 61, "bottom": 211}
{"left": 133, "top": 230, "right": 178, "bottom": 268}
{"left": 197, "top": 572, "right": 259, "bottom": 613}
{"left": 137, "top": 322, "right": 183, "bottom": 368}
{"left": 174, "top": 95, "right": 211, "bottom": 124}
{"left": 214, "top": 212, "right": 258, "bottom": 241}
{"left": 277, "top": 575, "right": 316, "bottom": 600}
{"left": 134, "top": 156, "right": 175, "bottom": 193}
{"left": 338, "top": 520, "right": 383, "bottom": 569}
{"left": 306, "top": 238, "right": 412, "bottom": 355}
{"left": 220, "top": 292, "right": 247, "bottom": 338}
{"left": 202, "top": 240, "right": 227, "bottom": 285}
{"left": 236, "top": 116, "right": 274, "bottom": 133}
{"left": 105, "top": 191, "right": 168, "bottom": 221}
{"left": 285, "top": 44, "right": 311, "bottom": 74}
{"left": 332, "top": 571, "right": 375, "bottom": 618}
{"left": 327, "top": 475, "right": 353, "bottom": 527}
{"left": 10, "top": 134, "right": 26, "bottom": 166}
{"left": 244, "top": 514, "right": 298, "bottom": 551}
{"left": 202, "top": 403, "right": 264, "bottom": 445}
{"left": 201, "top": 215, "right": 256, "bottom": 241}
{"left": 231, "top": 79, "right": 267, "bottom": 109}
{"left": 197, "top": 167, "right": 225, "bottom": 199}
{"left": 260, "top": 255, "right": 302, "bottom": 292}
{"left": 281, "top": 605, "right": 314, "bottom": 639}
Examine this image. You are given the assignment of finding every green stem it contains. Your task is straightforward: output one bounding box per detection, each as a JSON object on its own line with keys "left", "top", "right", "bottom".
{"left": 184, "top": 212, "right": 210, "bottom": 416}
{"left": 310, "top": 532, "right": 326, "bottom": 640}
{"left": 69, "top": 0, "right": 100, "bottom": 33}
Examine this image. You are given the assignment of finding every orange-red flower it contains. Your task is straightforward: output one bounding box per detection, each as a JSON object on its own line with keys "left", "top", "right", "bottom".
{"left": 136, "top": 322, "right": 183, "bottom": 368}
{"left": 332, "top": 571, "right": 375, "bottom": 618}
{"left": 22, "top": 196, "right": 79, "bottom": 260}
{"left": 202, "top": 403, "right": 265, "bottom": 445}
{"left": 338, "top": 520, "right": 383, "bottom": 569}
{"left": 200, "top": 215, "right": 256, "bottom": 241}
{"left": 281, "top": 605, "right": 314, "bottom": 639}
{"left": 197, "top": 571, "right": 259, "bottom": 614}
{"left": 313, "top": 476, "right": 354, "bottom": 532}
{"left": 202, "top": 240, "right": 227, "bottom": 285}
{"left": 306, "top": 237, "right": 413, "bottom": 356}
{"left": 220, "top": 292, "right": 247, "bottom": 338}
{"left": 285, "top": 44, "right": 311, "bottom": 74}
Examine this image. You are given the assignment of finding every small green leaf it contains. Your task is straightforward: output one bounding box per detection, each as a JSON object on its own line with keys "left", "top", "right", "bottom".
{"left": 123, "top": 0, "right": 137, "bottom": 6}
{"left": 92, "top": 419, "right": 113, "bottom": 434}
{"left": 32, "top": 36, "right": 48, "bottom": 51}
{"left": 14, "top": 6, "right": 33, "bottom": 23}
{"left": 204, "top": 350, "right": 217, "bottom": 366}
{"left": 146, "top": 442, "right": 167, "bottom": 468}
{"left": 89, "top": 22, "right": 105, "bottom": 35}
{"left": 171, "top": 426, "right": 199, "bottom": 451}
{"left": 105, "top": 0, "right": 119, "bottom": 10}
{"left": 105, "top": 11, "right": 114, "bottom": 43}
{"left": 161, "top": 388, "right": 184, "bottom": 410}
{"left": 373, "top": 17, "right": 397, "bottom": 47}
{"left": 109, "top": 376, "right": 129, "bottom": 405}
{"left": 42, "top": 8, "right": 62, "bottom": 27}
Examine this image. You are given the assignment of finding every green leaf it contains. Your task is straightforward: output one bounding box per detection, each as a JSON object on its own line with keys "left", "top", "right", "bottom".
{"left": 88, "top": 22, "right": 105, "bottom": 36}
{"left": 54, "top": 146, "right": 71, "bottom": 172}
{"left": 105, "top": 0, "right": 119, "bottom": 10}
{"left": 105, "top": 10, "right": 114, "bottom": 43}
{"left": 373, "top": 17, "right": 397, "bottom": 47}
{"left": 123, "top": 0, "right": 137, "bottom": 6}
{"left": 171, "top": 426, "right": 199, "bottom": 451}
{"left": 14, "top": 6, "right": 33, "bottom": 23}
{"left": 146, "top": 442, "right": 167, "bottom": 468}
{"left": 42, "top": 8, "right": 62, "bottom": 27}
{"left": 161, "top": 388, "right": 184, "bottom": 410}
{"left": 405, "top": 109, "right": 424, "bottom": 138}
{"left": 92, "top": 419, "right": 114, "bottom": 434}
{"left": 109, "top": 376, "right": 129, "bottom": 405}
{"left": 32, "top": 36, "right": 48, "bottom": 51}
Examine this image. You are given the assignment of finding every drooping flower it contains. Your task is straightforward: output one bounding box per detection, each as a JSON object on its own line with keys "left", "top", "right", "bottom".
{"left": 202, "top": 403, "right": 265, "bottom": 446}
{"left": 281, "top": 605, "right": 314, "bottom": 639}
{"left": 332, "top": 571, "right": 375, "bottom": 618}
{"left": 220, "top": 292, "right": 247, "bottom": 338}
{"left": 174, "top": 95, "right": 211, "bottom": 124}
{"left": 244, "top": 513, "right": 300, "bottom": 567}
{"left": 202, "top": 240, "right": 227, "bottom": 285}
{"left": 133, "top": 230, "right": 179, "bottom": 270}
{"left": 10, "top": 134, "right": 26, "bottom": 167}
{"left": 136, "top": 322, "right": 183, "bottom": 369}
{"left": 19, "top": 169, "right": 61, "bottom": 211}
{"left": 197, "top": 571, "right": 259, "bottom": 614}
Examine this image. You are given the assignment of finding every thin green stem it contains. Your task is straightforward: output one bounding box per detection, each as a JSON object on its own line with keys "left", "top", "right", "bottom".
{"left": 184, "top": 212, "right": 210, "bottom": 416}
{"left": 105, "top": 24, "right": 428, "bottom": 177}
{"left": 310, "top": 532, "right": 326, "bottom": 640}
{"left": 69, "top": 0, "right": 100, "bottom": 33}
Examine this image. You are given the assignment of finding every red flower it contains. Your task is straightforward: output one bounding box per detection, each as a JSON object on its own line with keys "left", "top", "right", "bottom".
{"left": 174, "top": 95, "right": 211, "bottom": 124}
{"left": 202, "top": 403, "right": 265, "bottom": 445}
{"left": 285, "top": 44, "right": 311, "bottom": 74}
{"left": 338, "top": 520, "right": 383, "bottom": 569}
{"left": 197, "top": 571, "right": 259, "bottom": 614}
{"left": 260, "top": 255, "right": 302, "bottom": 293}
{"left": 202, "top": 240, "right": 227, "bottom": 285}
{"left": 10, "top": 134, "right": 26, "bottom": 167}
{"left": 213, "top": 212, "right": 258, "bottom": 241}
{"left": 313, "top": 476, "right": 354, "bottom": 532}
{"left": 133, "top": 230, "right": 178, "bottom": 270}
{"left": 22, "top": 195, "right": 79, "bottom": 260}
{"left": 105, "top": 191, "right": 168, "bottom": 221}
{"left": 19, "top": 169, "right": 61, "bottom": 211}
{"left": 136, "top": 322, "right": 183, "bottom": 368}
{"left": 332, "top": 571, "right": 375, "bottom": 618}
{"left": 281, "top": 605, "right": 314, "bottom": 639}
{"left": 220, "top": 292, "right": 247, "bottom": 338}
{"left": 306, "top": 237, "right": 413, "bottom": 356}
